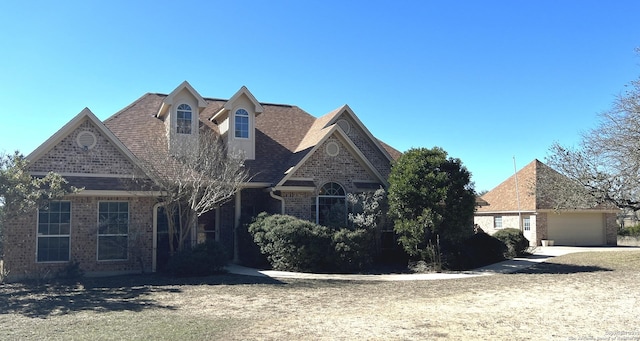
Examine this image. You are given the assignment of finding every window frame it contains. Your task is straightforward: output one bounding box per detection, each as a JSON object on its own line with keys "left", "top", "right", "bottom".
{"left": 494, "top": 216, "right": 503, "bottom": 229}
{"left": 234, "top": 108, "right": 250, "bottom": 139}
{"left": 523, "top": 216, "right": 531, "bottom": 231}
{"left": 176, "top": 103, "right": 192, "bottom": 134}
{"left": 97, "top": 201, "right": 130, "bottom": 261}
{"left": 316, "top": 182, "right": 347, "bottom": 226}
{"left": 36, "top": 201, "right": 71, "bottom": 263}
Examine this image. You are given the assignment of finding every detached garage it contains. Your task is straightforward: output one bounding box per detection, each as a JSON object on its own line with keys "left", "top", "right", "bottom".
{"left": 474, "top": 159, "right": 619, "bottom": 246}
{"left": 547, "top": 212, "right": 605, "bottom": 246}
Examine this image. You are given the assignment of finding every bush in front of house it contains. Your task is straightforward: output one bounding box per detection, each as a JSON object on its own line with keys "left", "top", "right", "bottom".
{"left": 249, "top": 213, "right": 334, "bottom": 272}
{"left": 493, "top": 228, "right": 530, "bottom": 258}
{"left": 249, "top": 212, "right": 379, "bottom": 273}
{"left": 444, "top": 232, "right": 506, "bottom": 270}
{"left": 165, "top": 240, "right": 228, "bottom": 277}
{"left": 332, "top": 227, "right": 375, "bottom": 273}
{"left": 618, "top": 224, "right": 640, "bottom": 237}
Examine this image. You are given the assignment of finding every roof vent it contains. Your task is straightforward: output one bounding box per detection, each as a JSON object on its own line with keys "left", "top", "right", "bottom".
{"left": 337, "top": 119, "right": 351, "bottom": 134}
{"left": 326, "top": 141, "right": 340, "bottom": 157}
{"left": 76, "top": 131, "right": 97, "bottom": 150}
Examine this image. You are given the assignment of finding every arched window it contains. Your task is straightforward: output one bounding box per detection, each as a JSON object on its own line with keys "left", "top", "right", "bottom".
{"left": 177, "top": 104, "right": 192, "bottom": 134}
{"left": 234, "top": 108, "right": 249, "bottom": 138}
{"left": 316, "top": 182, "right": 347, "bottom": 226}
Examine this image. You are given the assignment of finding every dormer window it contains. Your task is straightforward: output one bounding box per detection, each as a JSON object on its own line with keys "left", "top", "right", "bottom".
{"left": 177, "top": 104, "right": 192, "bottom": 134}
{"left": 234, "top": 109, "right": 249, "bottom": 138}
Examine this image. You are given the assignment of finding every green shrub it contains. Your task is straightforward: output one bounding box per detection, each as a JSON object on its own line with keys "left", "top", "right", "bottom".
{"left": 249, "top": 213, "right": 333, "bottom": 272}
{"left": 249, "top": 212, "right": 380, "bottom": 273}
{"left": 332, "top": 227, "right": 374, "bottom": 273}
{"left": 619, "top": 224, "right": 640, "bottom": 237}
{"left": 446, "top": 232, "right": 506, "bottom": 270}
{"left": 165, "top": 240, "right": 228, "bottom": 277}
{"left": 493, "top": 228, "right": 529, "bottom": 258}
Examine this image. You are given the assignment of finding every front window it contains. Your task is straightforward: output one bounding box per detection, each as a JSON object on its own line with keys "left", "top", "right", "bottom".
{"left": 37, "top": 201, "right": 71, "bottom": 262}
{"left": 494, "top": 216, "right": 503, "bottom": 229}
{"left": 98, "top": 202, "right": 129, "bottom": 261}
{"left": 234, "top": 108, "right": 249, "bottom": 138}
{"left": 177, "top": 104, "right": 192, "bottom": 134}
{"left": 317, "top": 182, "right": 347, "bottom": 227}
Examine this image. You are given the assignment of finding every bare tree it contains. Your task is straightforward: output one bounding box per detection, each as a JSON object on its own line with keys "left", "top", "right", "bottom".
{"left": 137, "top": 128, "right": 248, "bottom": 254}
{"left": 547, "top": 67, "right": 640, "bottom": 211}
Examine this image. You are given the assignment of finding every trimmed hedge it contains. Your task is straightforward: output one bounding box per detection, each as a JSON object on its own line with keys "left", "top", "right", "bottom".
{"left": 452, "top": 232, "right": 506, "bottom": 269}
{"left": 248, "top": 213, "right": 376, "bottom": 273}
{"left": 493, "top": 228, "right": 529, "bottom": 258}
{"left": 249, "top": 213, "right": 333, "bottom": 272}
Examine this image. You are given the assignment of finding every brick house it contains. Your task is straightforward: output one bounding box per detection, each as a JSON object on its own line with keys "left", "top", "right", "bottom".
{"left": 474, "top": 159, "right": 618, "bottom": 246}
{"left": 3, "top": 81, "right": 401, "bottom": 280}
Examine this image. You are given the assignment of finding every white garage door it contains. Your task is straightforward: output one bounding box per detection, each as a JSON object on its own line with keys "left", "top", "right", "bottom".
{"left": 547, "top": 213, "right": 605, "bottom": 246}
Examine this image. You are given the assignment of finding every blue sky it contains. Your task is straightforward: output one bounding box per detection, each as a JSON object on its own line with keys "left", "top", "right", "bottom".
{"left": 1, "top": 1, "right": 638, "bottom": 192}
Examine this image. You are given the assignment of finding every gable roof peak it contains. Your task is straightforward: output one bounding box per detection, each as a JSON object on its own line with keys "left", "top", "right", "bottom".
{"left": 210, "top": 85, "right": 264, "bottom": 122}
{"left": 26, "top": 107, "right": 145, "bottom": 176}
{"left": 318, "top": 104, "right": 393, "bottom": 162}
{"left": 156, "top": 80, "right": 208, "bottom": 118}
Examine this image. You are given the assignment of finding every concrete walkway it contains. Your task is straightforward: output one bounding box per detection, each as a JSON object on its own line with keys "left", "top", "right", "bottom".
{"left": 226, "top": 246, "right": 639, "bottom": 281}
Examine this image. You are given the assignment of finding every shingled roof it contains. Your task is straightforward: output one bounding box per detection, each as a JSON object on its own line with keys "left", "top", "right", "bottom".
{"left": 103, "top": 91, "right": 401, "bottom": 187}
{"left": 476, "top": 159, "right": 616, "bottom": 213}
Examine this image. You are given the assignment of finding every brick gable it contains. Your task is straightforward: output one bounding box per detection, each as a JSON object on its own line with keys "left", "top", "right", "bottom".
{"left": 29, "top": 118, "right": 137, "bottom": 175}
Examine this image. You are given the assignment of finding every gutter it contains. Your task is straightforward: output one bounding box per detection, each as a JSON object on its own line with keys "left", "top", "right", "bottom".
{"left": 269, "top": 189, "right": 285, "bottom": 214}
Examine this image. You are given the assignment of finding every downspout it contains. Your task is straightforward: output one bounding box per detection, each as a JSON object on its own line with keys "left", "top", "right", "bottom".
{"left": 270, "top": 189, "right": 285, "bottom": 214}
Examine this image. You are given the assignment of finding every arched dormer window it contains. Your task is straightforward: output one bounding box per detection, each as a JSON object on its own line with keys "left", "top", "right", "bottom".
{"left": 234, "top": 108, "right": 249, "bottom": 139}
{"left": 316, "top": 182, "right": 347, "bottom": 227}
{"left": 177, "top": 104, "right": 192, "bottom": 134}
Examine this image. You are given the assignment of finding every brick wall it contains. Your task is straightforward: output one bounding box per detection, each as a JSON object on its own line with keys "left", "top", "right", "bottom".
{"left": 291, "top": 137, "right": 377, "bottom": 193}
{"left": 339, "top": 115, "right": 392, "bottom": 179}
{"left": 605, "top": 213, "right": 618, "bottom": 245}
{"left": 535, "top": 212, "right": 548, "bottom": 246}
{"left": 282, "top": 191, "right": 314, "bottom": 221}
{"left": 280, "top": 136, "right": 390, "bottom": 224}
{"left": 29, "top": 118, "right": 136, "bottom": 175}
{"left": 3, "top": 196, "right": 155, "bottom": 280}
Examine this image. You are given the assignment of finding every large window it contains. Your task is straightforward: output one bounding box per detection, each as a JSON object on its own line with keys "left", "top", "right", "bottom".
{"left": 234, "top": 108, "right": 249, "bottom": 138}
{"left": 98, "top": 202, "right": 129, "bottom": 261}
{"left": 177, "top": 104, "right": 192, "bottom": 134}
{"left": 317, "top": 182, "right": 347, "bottom": 227}
{"left": 37, "top": 201, "right": 71, "bottom": 262}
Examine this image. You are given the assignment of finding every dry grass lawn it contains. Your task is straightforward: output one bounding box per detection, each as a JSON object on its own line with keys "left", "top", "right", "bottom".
{"left": 1, "top": 251, "right": 640, "bottom": 340}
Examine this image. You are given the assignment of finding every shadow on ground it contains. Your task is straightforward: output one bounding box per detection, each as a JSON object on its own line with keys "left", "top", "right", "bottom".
{"left": 0, "top": 273, "right": 283, "bottom": 318}
{"left": 514, "top": 262, "right": 612, "bottom": 275}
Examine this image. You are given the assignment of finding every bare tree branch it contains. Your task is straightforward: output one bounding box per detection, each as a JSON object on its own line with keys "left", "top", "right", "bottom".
{"left": 135, "top": 128, "right": 248, "bottom": 253}
{"left": 547, "top": 66, "right": 640, "bottom": 212}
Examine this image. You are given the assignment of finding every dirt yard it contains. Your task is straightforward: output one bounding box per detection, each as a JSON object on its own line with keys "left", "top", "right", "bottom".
{"left": 1, "top": 251, "right": 639, "bottom": 340}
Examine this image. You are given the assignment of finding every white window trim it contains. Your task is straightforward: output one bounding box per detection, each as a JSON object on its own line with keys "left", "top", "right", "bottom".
{"left": 176, "top": 103, "right": 193, "bottom": 135}
{"left": 234, "top": 108, "right": 250, "bottom": 139}
{"left": 97, "top": 201, "right": 130, "bottom": 261}
{"left": 315, "top": 182, "right": 347, "bottom": 225}
{"left": 36, "top": 201, "right": 72, "bottom": 263}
